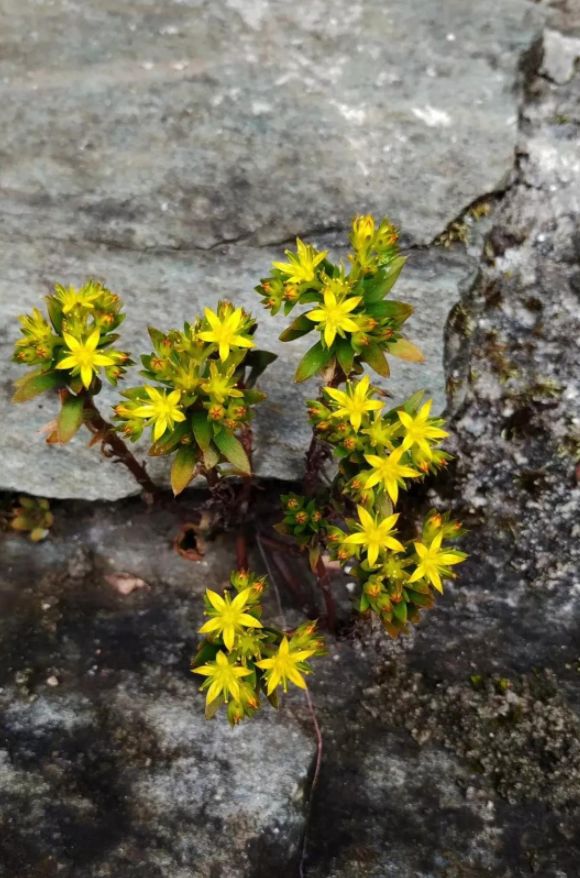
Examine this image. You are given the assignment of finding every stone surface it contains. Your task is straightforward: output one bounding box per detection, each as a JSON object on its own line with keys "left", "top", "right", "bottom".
{"left": 0, "top": 241, "right": 476, "bottom": 499}
{"left": 0, "top": 500, "right": 315, "bottom": 878}
{"left": 0, "top": 0, "right": 543, "bottom": 499}
{"left": 2, "top": 8, "right": 580, "bottom": 878}
{"left": 541, "top": 28, "right": 580, "bottom": 83}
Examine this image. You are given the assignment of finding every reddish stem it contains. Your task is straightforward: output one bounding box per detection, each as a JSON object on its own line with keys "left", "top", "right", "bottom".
{"left": 82, "top": 394, "right": 159, "bottom": 498}
{"left": 315, "top": 556, "right": 336, "bottom": 632}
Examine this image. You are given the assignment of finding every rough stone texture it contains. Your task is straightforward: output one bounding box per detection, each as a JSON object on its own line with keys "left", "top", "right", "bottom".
{"left": 0, "top": 0, "right": 543, "bottom": 499}
{"left": 0, "top": 500, "right": 315, "bottom": 878}
{"left": 2, "top": 5, "right": 580, "bottom": 878}
{"left": 0, "top": 241, "right": 476, "bottom": 499}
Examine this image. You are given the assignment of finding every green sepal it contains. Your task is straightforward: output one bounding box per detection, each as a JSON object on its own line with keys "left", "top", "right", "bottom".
{"left": 213, "top": 430, "right": 251, "bottom": 473}
{"left": 56, "top": 394, "right": 85, "bottom": 443}
{"left": 294, "top": 341, "right": 333, "bottom": 383}
{"left": 360, "top": 343, "right": 390, "bottom": 377}
{"left": 191, "top": 411, "right": 212, "bottom": 451}
{"left": 279, "top": 314, "right": 314, "bottom": 342}
{"left": 171, "top": 445, "right": 198, "bottom": 496}
{"left": 12, "top": 369, "right": 66, "bottom": 403}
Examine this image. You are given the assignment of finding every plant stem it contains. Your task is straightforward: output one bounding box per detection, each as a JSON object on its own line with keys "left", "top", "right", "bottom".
{"left": 82, "top": 394, "right": 159, "bottom": 497}
{"left": 315, "top": 556, "right": 336, "bottom": 632}
{"left": 303, "top": 363, "right": 346, "bottom": 496}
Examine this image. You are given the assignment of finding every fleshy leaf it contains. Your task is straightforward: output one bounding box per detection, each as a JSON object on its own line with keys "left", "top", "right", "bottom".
{"left": 213, "top": 430, "right": 251, "bottom": 473}
{"left": 12, "top": 370, "right": 66, "bottom": 403}
{"left": 388, "top": 338, "right": 425, "bottom": 363}
{"left": 360, "top": 343, "right": 390, "bottom": 377}
{"left": 279, "top": 314, "right": 314, "bottom": 342}
{"left": 56, "top": 394, "right": 85, "bottom": 443}
{"left": 294, "top": 341, "right": 333, "bottom": 383}
{"left": 191, "top": 411, "right": 212, "bottom": 451}
{"left": 171, "top": 445, "right": 198, "bottom": 496}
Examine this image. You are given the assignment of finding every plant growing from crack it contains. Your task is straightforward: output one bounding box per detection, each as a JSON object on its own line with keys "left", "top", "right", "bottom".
{"left": 11, "top": 214, "right": 466, "bottom": 724}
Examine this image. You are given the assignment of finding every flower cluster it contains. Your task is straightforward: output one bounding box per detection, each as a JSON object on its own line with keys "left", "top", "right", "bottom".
{"left": 256, "top": 215, "right": 422, "bottom": 382}
{"left": 13, "top": 280, "right": 131, "bottom": 398}
{"left": 7, "top": 496, "right": 54, "bottom": 543}
{"left": 309, "top": 382, "right": 450, "bottom": 508}
{"left": 307, "top": 377, "right": 466, "bottom": 634}
{"left": 192, "top": 570, "right": 325, "bottom": 724}
{"left": 337, "top": 510, "right": 466, "bottom": 637}
{"left": 114, "top": 301, "right": 275, "bottom": 494}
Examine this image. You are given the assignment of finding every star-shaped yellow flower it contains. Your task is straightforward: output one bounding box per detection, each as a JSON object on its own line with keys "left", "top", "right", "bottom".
{"left": 192, "top": 650, "right": 253, "bottom": 705}
{"left": 398, "top": 401, "right": 448, "bottom": 459}
{"left": 343, "top": 505, "right": 404, "bottom": 567}
{"left": 364, "top": 447, "right": 421, "bottom": 504}
{"left": 306, "top": 289, "right": 362, "bottom": 348}
{"left": 201, "top": 362, "right": 243, "bottom": 404}
{"left": 256, "top": 636, "right": 315, "bottom": 695}
{"left": 55, "top": 283, "right": 101, "bottom": 314}
{"left": 199, "top": 587, "right": 263, "bottom": 651}
{"left": 131, "top": 386, "right": 186, "bottom": 441}
{"left": 56, "top": 329, "right": 115, "bottom": 389}
{"left": 325, "top": 375, "right": 382, "bottom": 431}
{"left": 273, "top": 238, "right": 327, "bottom": 285}
{"left": 408, "top": 531, "right": 466, "bottom": 593}
{"left": 199, "top": 307, "right": 255, "bottom": 362}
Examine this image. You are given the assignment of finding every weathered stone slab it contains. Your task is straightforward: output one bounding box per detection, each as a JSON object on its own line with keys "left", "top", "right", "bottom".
{"left": 0, "top": 0, "right": 543, "bottom": 499}
{"left": 0, "top": 239, "right": 475, "bottom": 499}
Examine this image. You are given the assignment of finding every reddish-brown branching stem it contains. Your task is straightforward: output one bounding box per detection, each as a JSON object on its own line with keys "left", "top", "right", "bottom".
{"left": 82, "top": 394, "right": 159, "bottom": 498}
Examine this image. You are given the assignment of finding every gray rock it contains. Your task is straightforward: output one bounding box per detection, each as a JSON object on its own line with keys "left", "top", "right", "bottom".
{"left": 0, "top": 0, "right": 543, "bottom": 499}
{"left": 541, "top": 28, "right": 580, "bottom": 84}
{"left": 0, "top": 240, "right": 476, "bottom": 499}
{"left": 0, "top": 500, "right": 315, "bottom": 878}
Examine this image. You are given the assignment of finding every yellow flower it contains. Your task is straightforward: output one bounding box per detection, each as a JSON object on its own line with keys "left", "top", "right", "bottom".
{"left": 408, "top": 531, "right": 466, "bottom": 593}
{"left": 273, "top": 238, "right": 327, "bottom": 285}
{"left": 398, "top": 401, "right": 448, "bottom": 459}
{"left": 201, "top": 362, "right": 243, "bottom": 404}
{"left": 343, "top": 505, "right": 404, "bottom": 567}
{"left": 192, "top": 650, "right": 253, "bottom": 705}
{"left": 256, "top": 636, "right": 315, "bottom": 695}
{"left": 199, "top": 587, "right": 263, "bottom": 651}
{"left": 364, "top": 447, "right": 421, "bottom": 504}
{"left": 362, "top": 413, "right": 398, "bottom": 448}
{"left": 56, "top": 329, "right": 115, "bottom": 389}
{"left": 131, "top": 386, "right": 186, "bottom": 441}
{"left": 17, "top": 308, "right": 52, "bottom": 342}
{"left": 325, "top": 375, "right": 382, "bottom": 431}
{"left": 199, "top": 307, "right": 254, "bottom": 361}
{"left": 54, "top": 283, "right": 101, "bottom": 314}
{"left": 350, "top": 214, "right": 375, "bottom": 253}
{"left": 306, "top": 289, "right": 362, "bottom": 348}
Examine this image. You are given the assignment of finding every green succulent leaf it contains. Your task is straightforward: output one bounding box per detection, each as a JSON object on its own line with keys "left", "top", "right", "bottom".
{"left": 392, "top": 601, "right": 408, "bottom": 624}
{"left": 213, "top": 430, "right": 251, "bottom": 474}
{"left": 360, "top": 343, "right": 390, "bottom": 377}
{"left": 171, "top": 445, "right": 198, "bottom": 496}
{"left": 363, "top": 255, "right": 407, "bottom": 302}
{"left": 294, "top": 341, "right": 333, "bottom": 383}
{"left": 191, "top": 411, "right": 212, "bottom": 451}
{"left": 12, "top": 370, "right": 66, "bottom": 403}
{"left": 388, "top": 338, "right": 425, "bottom": 363}
{"left": 56, "top": 394, "right": 85, "bottom": 443}
{"left": 335, "top": 339, "right": 355, "bottom": 376}
{"left": 279, "top": 313, "right": 314, "bottom": 342}
{"left": 244, "top": 349, "right": 278, "bottom": 386}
